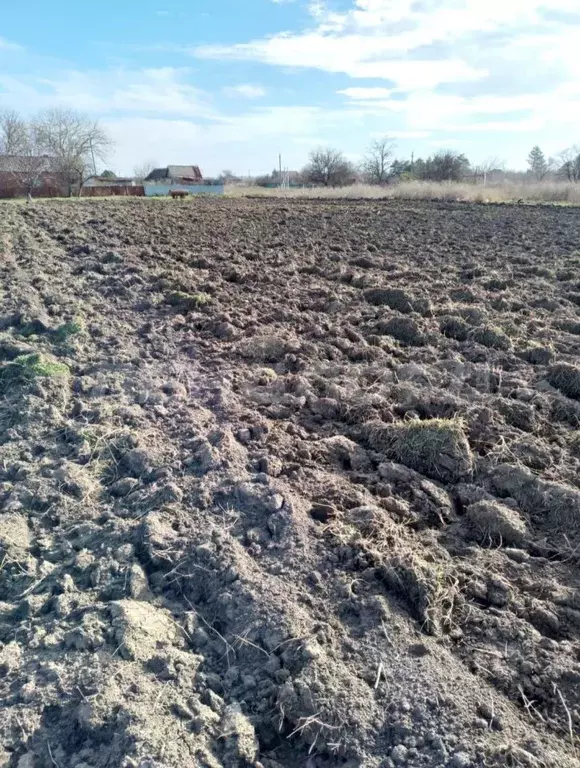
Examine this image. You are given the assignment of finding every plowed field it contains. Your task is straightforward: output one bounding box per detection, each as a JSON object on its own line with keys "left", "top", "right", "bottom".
{"left": 1, "top": 198, "right": 580, "bottom": 768}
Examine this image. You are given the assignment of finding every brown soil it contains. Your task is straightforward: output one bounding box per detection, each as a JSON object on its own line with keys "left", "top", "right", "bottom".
{"left": 1, "top": 197, "right": 580, "bottom": 768}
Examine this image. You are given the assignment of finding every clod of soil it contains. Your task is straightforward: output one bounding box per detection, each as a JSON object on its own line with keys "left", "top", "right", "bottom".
{"left": 363, "top": 287, "right": 431, "bottom": 315}
{"left": 464, "top": 499, "right": 528, "bottom": 546}
{"left": 439, "top": 314, "right": 470, "bottom": 341}
{"left": 469, "top": 324, "right": 512, "bottom": 350}
{"left": 378, "top": 316, "right": 428, "bottom": 346}
{"left": 363, "top": 417, "right": 473, "bottom": 482}
{"left": 547, "top": 361, "right": 580, "bottom": 399}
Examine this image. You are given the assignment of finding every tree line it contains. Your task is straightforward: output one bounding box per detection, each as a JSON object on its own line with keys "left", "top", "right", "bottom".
{"left": 257, "top": 139, "right": 580, "bottom": 188}
{"left": 2, "top": 106, "right": 579, "bottom": 191}
{"left": 0, "top": 108, "right": 111, "bottom": 196}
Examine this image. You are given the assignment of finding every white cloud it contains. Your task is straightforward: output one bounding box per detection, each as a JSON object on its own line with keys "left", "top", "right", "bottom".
{"left": 193, "top": 0, "right": 579, "bottom": 98}
{"left": 343, "top": 83, "right": 580, "bottom": 135}
{"left": 196, "top": 35, "right": 486, "bottom": 90}
{"left": 0, "top": 37, "right": 23, "bottom": 51}
{"left": 0, "top": 67, "right": 218, "bottom": 119}
{"left": 383, "top": 130, "right": 432, "bottom": 139}
{"left": 429, "top": 138, "right": 473, "bottom": 147}
{"left": 223, "top": 84, "right": 266, "bottom": 99}
{"left": 338, "top": 87, "right": 393, "bottom": 99}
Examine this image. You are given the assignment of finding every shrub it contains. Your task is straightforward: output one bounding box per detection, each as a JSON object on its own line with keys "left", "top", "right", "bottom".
{"left": 363, "top": 417, "right": 473, "bottom": 483}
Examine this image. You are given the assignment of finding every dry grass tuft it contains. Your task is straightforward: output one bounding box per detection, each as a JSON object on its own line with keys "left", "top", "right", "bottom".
{"left": 547, "top": 362, "right": 580, "bottom": 400}
{"left": 469, "top": 325, "right": 512, "bottom": 351}
{"left": 226, "top": 181, "right": 580, "bottom": 204}
{"left": 379, "top": 553, "right": 461, "bottom": 636}
{"left": 379, "top": 316, "right": 427, "bottom": 346}
{"left": 165, "top": 291, "right": 210, "bottom": 311}
{"left": 439, "top": 315, "right": 470, "bottom": 341}
{"left": 491, "top": 463, "right": 580, "bottom": 534}
{"left": 237, "top": 335, "right": 298, "bottom": 363}
{"left": 520, "top": 342, "right": 554, "bottom": 366}
{"left": 363, "top": 417, "right": 473, "bottom": 483}
{"left": 464, "top": 500, "right": 528, "bottom": 547}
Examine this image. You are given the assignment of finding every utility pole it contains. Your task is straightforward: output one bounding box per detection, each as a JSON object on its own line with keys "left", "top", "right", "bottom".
{"left": 89, "top": 139, "right": 97, "bottom": 176}
{"left": 279, "top": 154, "right": 282, "bottom": 189}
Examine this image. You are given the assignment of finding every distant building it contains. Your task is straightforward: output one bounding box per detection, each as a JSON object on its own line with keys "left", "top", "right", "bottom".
{"left": 145, "top": 165, "right": 203, "bottom": 183}
{"left": 143, "top": 164, "right": 223, "bottom": 196}
{"left": 0, "top": 154, "right": 67, "bottom": 198}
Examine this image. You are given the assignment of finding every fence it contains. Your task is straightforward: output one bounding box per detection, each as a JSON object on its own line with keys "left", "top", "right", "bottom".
{"left": 0, "top": 173, "right": 67, "bottom": 198}
{"left": 144, "top": 183, "right": 224, "bottom": 197}
{"left": 80, "top": 185, "right": 145, "bottom": 197}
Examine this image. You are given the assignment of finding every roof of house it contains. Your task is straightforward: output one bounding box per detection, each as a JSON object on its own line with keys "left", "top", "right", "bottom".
{"left": 145, "top": 165, "right": 203, "bottom": 182}
{"left": 0, "top": 154, "right": 58, "bottom": 173}
{"left": 145, "top": 167, "right": 169, "bottom": 181}
{"left": 168, "top": 165, "right": 202, "bottom": 180}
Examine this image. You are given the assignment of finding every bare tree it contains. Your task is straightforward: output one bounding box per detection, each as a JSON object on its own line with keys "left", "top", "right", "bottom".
{"left": 11, "top": 147, "right": 51, "bottom": 198}
{"left": 134, "top": 161, "right": 156, "bottom": 181}
{"left": 558, "top": 146, "right": 580, "bottom": 182}
{"left": 0, "top": 109, "right": 29, "bottom": 155}
{"left": 0, "top": 113, "right": 48, "bottom": 198}
{"left": 473, "top": 156, "right": 506, "bottom": 185}
{"left": 34, "top": 108, "right": 112, "bottom": 196}
{"left": 361, "top": 136, "right": 395, "bottom": 185}
{"left": 303, "top": 147, "right": 355, "bottom": 187}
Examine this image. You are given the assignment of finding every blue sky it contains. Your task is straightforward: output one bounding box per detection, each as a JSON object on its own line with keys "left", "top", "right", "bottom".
{"left": 1, "top": 0, "right": 579, "bottom": 176}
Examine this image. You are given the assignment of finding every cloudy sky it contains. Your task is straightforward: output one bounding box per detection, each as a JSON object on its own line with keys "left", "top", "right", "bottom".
{"left": 1, "top": 0, "right": 579, "bottom": 175}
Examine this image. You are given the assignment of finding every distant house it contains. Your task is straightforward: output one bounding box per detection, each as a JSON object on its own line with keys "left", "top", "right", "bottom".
{"left": 145, "top": 165, "right": 203, "bottom": 183}
{"left": 0, "top": 154, "right": 66, "bottom": 198}
{"left": 143, "top": 164, "right": 223, "bottom": 196}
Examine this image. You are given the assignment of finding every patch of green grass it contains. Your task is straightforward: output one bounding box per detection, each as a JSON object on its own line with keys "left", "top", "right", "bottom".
{"left": 0, "top": 353, "right": 70, "bottom": 394}
{"left": 52, "top": 318, "right": 84, "bottom": 342}
{"left": 18, "top": 320, "right": 49, "bottom": 338}
{"left": 165, "top": 291, "right": 211, "bottom": 310}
